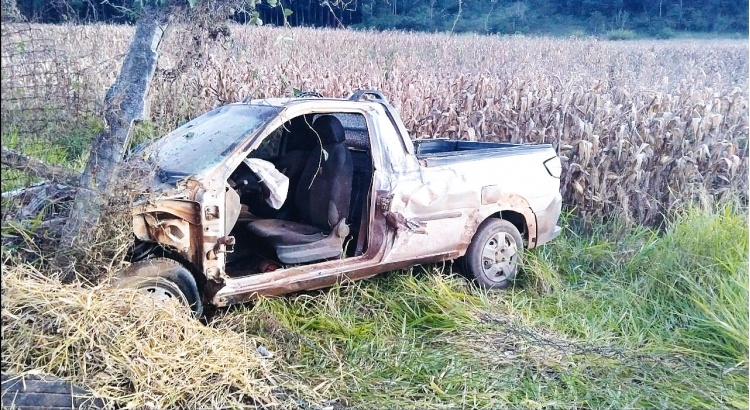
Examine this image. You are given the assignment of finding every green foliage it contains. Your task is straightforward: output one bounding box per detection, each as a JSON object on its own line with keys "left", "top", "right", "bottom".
{"left": 569, "top": 29, "right": 587, "bottom": 38}
{"left": 14, "top": 0, "right": 748, "bottom": 37}
{"left": 248, "top": 10, "right": 261, "bottom": 26}
{"left": 353, "top": 0, "right": 747, "bottom": 38}
{"left": 127, "top": 120, "right": 160, "bottom": 154}
{"left": 605, "top": 28, "right": 638, "bottom": 40}
{"left": 510, "top": 205, "right": 748, "bottom": 365}
{"left": 655, "top": 27, "right": 676, "bottom": 39}
{"left": 626, "top": 207, "right": 748, "bottom": 362}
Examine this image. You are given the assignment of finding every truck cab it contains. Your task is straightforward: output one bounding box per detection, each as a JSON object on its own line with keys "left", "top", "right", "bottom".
{"left": 121, "top": 90, "right": 562, "bottom": 315}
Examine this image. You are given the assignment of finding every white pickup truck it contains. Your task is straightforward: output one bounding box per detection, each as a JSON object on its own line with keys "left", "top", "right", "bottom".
{"left": 121, "top": 90, "right": 562, "bottom": 315}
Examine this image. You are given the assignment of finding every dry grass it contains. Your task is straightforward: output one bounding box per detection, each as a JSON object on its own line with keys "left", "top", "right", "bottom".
{"left": 0, "top": 157, "right": 320, "bottom": 407}
{"left": 0, "top": 262, "right": 317, "bottom": 409}
{"left": 2, "top": 24, "right": 747, "bottom": 225}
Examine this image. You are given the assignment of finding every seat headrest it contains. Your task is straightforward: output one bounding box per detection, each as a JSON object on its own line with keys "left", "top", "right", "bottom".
{"left": 312, "top": 115, "right": 346, "bottom": 145}
{"left": 284, "top": 115, "right": 316, "bottom": 151}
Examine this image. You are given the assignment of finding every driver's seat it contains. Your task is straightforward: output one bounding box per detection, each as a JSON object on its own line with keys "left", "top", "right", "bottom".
{"left": 247, "top": 115, "right": 353, "bottom": 264}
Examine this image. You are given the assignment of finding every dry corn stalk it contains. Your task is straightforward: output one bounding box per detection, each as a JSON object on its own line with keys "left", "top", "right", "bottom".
{"left": 2, "top": 23, "right": 747, "bottom": 225}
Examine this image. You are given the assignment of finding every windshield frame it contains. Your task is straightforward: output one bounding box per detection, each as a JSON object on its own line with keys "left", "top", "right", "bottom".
{"left": 143, "top": 103, "right": 283, "bottom": 182}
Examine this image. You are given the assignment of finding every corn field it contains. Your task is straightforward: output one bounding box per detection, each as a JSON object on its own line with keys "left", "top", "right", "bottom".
{"left": 2, "top": 23, "right": 747, "bottom": 225}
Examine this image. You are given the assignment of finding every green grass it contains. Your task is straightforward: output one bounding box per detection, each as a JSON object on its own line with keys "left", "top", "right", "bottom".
{"left": 1, "top": 117, "right": 102, "bottom": 192}
{"left": 515, "top": 207, "right": 748, "bottom": 364}
{"left": 1, "top": 117, "right": 165, "bottom": 193}
{"left": 217, "top": 207, "right": 748, "bottom": 409}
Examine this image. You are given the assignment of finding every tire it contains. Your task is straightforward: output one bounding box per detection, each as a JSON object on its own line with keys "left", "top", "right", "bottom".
{"left": 2, "top": 373, "right": 108, "bottom": 409}
{"left": 461, "top": 219, "right": 523, "bottom": 290}
{"left": 115, "top": 257, "right": 203, "bottom": 317}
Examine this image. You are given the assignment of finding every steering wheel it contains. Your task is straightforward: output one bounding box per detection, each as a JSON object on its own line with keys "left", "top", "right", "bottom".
{"left": 229, "top": 161, "right": 262, "bottom": 194}
{"left": 229, "top": 161, "right": 279, "bottom": 218}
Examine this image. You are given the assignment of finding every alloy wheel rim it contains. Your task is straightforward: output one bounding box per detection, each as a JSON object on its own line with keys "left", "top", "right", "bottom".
{"left": 480, "top": 232, "right": 518, "bottom": 283}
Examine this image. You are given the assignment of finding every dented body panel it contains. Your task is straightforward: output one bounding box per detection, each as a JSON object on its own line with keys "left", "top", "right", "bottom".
{"left": 127, "top": 92, "right": 562, "bottom": 308}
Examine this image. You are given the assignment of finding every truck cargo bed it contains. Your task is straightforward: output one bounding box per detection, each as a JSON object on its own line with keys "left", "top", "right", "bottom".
{"left": 414, "top": 139, "right": 555, "bottom": 166}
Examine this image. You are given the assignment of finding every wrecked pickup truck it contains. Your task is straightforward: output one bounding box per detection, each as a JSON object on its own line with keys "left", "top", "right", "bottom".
{"left": 119, "top": 90, "right": 562, "bottom": 315}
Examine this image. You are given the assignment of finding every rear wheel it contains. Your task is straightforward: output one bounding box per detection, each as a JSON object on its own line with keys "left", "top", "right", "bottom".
{"left": 461, "top": 219, "right": 523, "bottom": 290}
{"left": 115, "top": 257, "right": 203, "bottom": 317}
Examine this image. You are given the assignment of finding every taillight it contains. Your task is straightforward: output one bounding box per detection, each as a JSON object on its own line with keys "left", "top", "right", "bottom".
{"left": 543, "top": 156, "right": 561, "bottom": 178}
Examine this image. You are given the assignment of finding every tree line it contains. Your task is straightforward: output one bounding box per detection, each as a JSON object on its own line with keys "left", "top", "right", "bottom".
{"left": 356, "top": 0, "right": 749, "bottom": 36}
{"left": 8, "top": 0, "right": 750, "bottom": 37}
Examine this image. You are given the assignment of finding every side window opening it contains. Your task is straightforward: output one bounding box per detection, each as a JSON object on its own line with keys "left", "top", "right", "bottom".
{"left": 248, "top": 126, "right": 283, "bottom": 161}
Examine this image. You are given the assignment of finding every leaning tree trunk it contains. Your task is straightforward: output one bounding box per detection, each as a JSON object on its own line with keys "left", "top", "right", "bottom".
{"left": 60, "top": 12, "right": 166, "bottom": 249}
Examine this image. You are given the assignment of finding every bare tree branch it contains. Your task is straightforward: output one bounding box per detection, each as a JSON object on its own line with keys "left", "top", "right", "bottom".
{"left": 1, "top": 147, "right": 81, "bottom": 187}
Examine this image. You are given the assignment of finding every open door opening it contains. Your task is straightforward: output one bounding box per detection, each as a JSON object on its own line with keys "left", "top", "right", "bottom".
{"left": 224, "top": 111, "right": 374, "bottom": 277}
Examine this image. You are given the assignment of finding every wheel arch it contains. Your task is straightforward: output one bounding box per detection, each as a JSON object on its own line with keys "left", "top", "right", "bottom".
{"left": 460, "top": 194, "right": 538, "bottom": 256}
{"left": 488, "top": 210, "right": 529, "bottom": 242}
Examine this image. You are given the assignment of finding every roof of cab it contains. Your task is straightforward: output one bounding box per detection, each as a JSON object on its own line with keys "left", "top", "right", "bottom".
{"left": 237, "top": 90, "right": 392, "bottom": 108}
{"left": 243, "top": 97, "right": 354, "bottom": 107}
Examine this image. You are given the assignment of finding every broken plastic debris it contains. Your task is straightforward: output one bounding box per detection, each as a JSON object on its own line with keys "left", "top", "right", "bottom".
{"left": 256, "top": 345, "right": 273, "bottom": 358}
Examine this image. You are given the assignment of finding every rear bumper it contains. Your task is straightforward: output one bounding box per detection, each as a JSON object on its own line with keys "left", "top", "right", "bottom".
{"left": 537, "top": 225, "right": 561, "bottom": 246}
{"left": 533, "top": 192, "right": 562, "bottom": 248}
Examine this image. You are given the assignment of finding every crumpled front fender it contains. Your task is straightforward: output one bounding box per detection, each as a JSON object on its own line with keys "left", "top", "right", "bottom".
{"left": 132, "top": 198, "right": 201, "bottom": 256}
